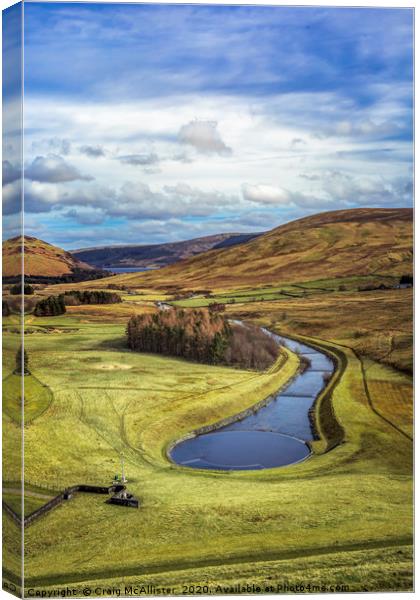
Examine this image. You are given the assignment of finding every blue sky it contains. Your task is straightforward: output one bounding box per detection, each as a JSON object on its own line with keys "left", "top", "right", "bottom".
{"left": 2, "top": 2, "right": 414, "bottom": 248}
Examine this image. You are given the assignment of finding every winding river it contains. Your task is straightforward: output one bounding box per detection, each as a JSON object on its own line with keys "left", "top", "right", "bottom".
{"left": 170, "top": 329, "right": 335, "bottom": 471}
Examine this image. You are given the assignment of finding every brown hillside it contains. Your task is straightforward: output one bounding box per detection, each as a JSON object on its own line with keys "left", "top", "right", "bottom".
{"left": 108, "top": 208, "right": 413, "bottom": 291}
{"left": 71, "top": 232, "right": 261, "bottom": 269}
{"left": 2, "top": 236, "right": 93, "bottom": 277}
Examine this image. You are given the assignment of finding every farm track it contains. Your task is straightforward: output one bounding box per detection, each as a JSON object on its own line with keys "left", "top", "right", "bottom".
{"left": 3, "top": 488, "right": 52, "bottom": 500}
{"left": 18, "top": 536, "right": 413, "bottom": 588}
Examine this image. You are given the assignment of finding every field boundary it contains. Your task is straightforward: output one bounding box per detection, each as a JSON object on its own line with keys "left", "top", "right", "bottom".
{"left": 305, "top": 336, "right": 413, "bottom": 442}
{"left": 350, "top": 348, "right": 412, "bottom": 442}
{"left": 2, "top": 484, "right": 127, "bottom": 528}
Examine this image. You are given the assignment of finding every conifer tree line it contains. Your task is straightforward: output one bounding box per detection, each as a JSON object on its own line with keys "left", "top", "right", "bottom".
{"left": 34, "top": 295, "right": 66, "bottom": 316}
{"left": 33, "top": 289, "right": 122, "bottom": 316}
{"left": 63, "top": 290, "right": 122, "bottom": 305}
{"left": 10, "top": 283, "right": 34, "bottom": 295}
{"left": 127, "top": 309, "right": 279, "bottom": 370}
{"left": 127, "top": 309, "right": 230, "bottom": 365}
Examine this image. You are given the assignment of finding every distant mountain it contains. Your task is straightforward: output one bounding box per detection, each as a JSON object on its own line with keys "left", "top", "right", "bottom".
{"left": 71, "top": 232, "right": 261, "bottom": 269}
{"left": 110, "top": 208, "right": 413, "bottom": 291}
{"left": 2, "top": 236, "right": 93, "bottom": 277}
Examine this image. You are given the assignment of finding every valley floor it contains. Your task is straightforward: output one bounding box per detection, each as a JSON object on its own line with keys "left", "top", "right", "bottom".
{"left": 2, "top": 284, "right": 413, "bottom": 594}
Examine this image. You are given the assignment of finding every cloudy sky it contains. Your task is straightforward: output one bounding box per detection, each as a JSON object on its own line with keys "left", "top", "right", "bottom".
{"left": 2, "top": 2, "right": 413, "bottom": 249}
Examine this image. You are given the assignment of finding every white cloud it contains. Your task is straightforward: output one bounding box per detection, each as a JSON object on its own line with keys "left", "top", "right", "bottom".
{"left": 24, "top": 180, "right": 62, "bottom": 213}
{"left": 178, "top": 120, "right": 232, "bottom": 155}
{"left": 109, "top": 181, "right": 237, "bottom": 219}
{"left": 79, "top": 145, "right": 106, "bottom": 158}
{"left": 26, "top": 154, "right": 94, "bottom": 183}
{"left": 30, "top": 137, "right": 72, "bottom": 156}
{"left": 16, "top": 89, "right": 412, "bottom": 247}
{"left": 2, "top": 160, "right": 21, "bottom": 185}
{"left": 64, "top": 207, "right": 106, "bottom": 225}
{"left": 320, "top": 170, "right": 413, "bottom": 207}
{"left": 5, "top": 177, "right": 239, "bottom": 222}
{"left": 322, "top": 118, "right": 405, "bottom": 140}
{"left": 242, "top": 183, "right": 292, "bottom": 206}
{"left": 49, "top": 137, "right": 71, "bottom": 156}
{"left": 116, "top": 153, "right": 159, "bottom": 166}
{"left": 2, "top": 181, "right": 22, "bottom": 215}
{"left": 3, "top": 179, "right": 61, "bottom": 217}
{"left": 290, "top": 138, "right": 306, "bottom": 150}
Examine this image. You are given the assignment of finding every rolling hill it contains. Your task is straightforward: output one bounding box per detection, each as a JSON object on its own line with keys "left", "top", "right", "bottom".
{"left": 71, "top": 232, "right": 261, "bottom": 269}
{"left": 105, "top": 208, "right": 413, "bottom": 291}
{"left": 2, "top": 236, "right": 93, "bottom": 277}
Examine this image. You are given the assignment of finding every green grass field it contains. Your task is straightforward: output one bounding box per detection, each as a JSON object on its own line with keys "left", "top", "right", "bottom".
{"left": 2, "top": 285, "right": 413, "bottom": 593}
{"left": 170, "top": 276, "right": 401, "bottom": 308}
{"left": 3, "top": 490, "right": 54, "bottom": 518}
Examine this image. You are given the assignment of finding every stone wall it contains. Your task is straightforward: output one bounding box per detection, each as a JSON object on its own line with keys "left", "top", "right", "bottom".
{"left": 3, "top": 483, "right": 126, "bottom": 527}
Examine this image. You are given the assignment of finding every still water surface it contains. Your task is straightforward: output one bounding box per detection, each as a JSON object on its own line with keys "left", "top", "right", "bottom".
{"left": 170, "top": 331, "right": 334, "bottom": 471}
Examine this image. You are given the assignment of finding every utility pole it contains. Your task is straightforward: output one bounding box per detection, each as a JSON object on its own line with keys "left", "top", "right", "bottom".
{"left": 121, "top": 455, "right": 127, "bottom": 484}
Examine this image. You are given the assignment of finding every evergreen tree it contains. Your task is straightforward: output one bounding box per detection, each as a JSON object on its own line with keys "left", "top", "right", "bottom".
{"left": 10, "top": 283, "right": 34, "bottom": 295}
{"left": 34, "top": 295, "right": 66, "bottom": 317}
{"left": 63, "top": 290, "right": 122, "bottom": 305}
{"left": 126, "top": 309, "right": 278, "bottom": 371}
{"left": 126, "top": 308, "right": 231, "bottom": 366}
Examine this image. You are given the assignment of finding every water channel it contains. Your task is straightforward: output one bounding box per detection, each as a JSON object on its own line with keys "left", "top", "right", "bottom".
{"left": 170, "top": 330, "right": 334, "bottom": 471}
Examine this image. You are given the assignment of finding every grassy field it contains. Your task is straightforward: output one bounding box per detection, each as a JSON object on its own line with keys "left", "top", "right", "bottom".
{"left": 40, "top": 271, "right": 412, "bottom": 373}
{"left": 223, "top": 287, "right": 413, "bottom": 374}
{"left": 1, "top": 284, "right": 413, "bottom": 593}
{"left": 3, "top": 489, "right": 55, "bottom": 518}
{"left": 34, "top": 544, "right": 413, "bottom": 594}
{"left": 367, "top": 379, "right": 412, "bottom": 438}
{"left": 169, "top": 276, "right": 402, "bottom": 308}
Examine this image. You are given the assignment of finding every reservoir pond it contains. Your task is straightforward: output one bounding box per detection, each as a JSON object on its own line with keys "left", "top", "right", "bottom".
{"left": 170, "top": 331, "right": 334, "bottom": 471}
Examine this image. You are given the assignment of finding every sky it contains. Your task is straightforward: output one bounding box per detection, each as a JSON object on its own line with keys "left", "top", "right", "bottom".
{"left": 2, "top": 2, "right": 414, "bottom": 249}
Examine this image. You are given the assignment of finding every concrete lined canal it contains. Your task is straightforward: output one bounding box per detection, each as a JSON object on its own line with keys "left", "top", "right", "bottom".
{"left": 170, "top": 330, "right": 335, "bottom": 471}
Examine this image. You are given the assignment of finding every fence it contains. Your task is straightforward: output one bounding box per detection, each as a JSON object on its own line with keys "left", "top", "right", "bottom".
{"left": 3, "top": 483, "right": 126, "bottom": 527}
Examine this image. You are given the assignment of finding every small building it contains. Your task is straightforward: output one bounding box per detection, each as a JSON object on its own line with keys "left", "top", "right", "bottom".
{"left": 107, "top": 489, "right": 139, "bottom": 509}
{"left": 156, "top": 301, "right": 172, "bottom": 310}
{"left": 106, "top": 456, "right": 138, "bottom": 507}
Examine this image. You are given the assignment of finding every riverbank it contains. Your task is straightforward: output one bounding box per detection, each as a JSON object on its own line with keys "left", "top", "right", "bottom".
{"left": 147, "top": 344, "right": 300, "bottom": 468}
